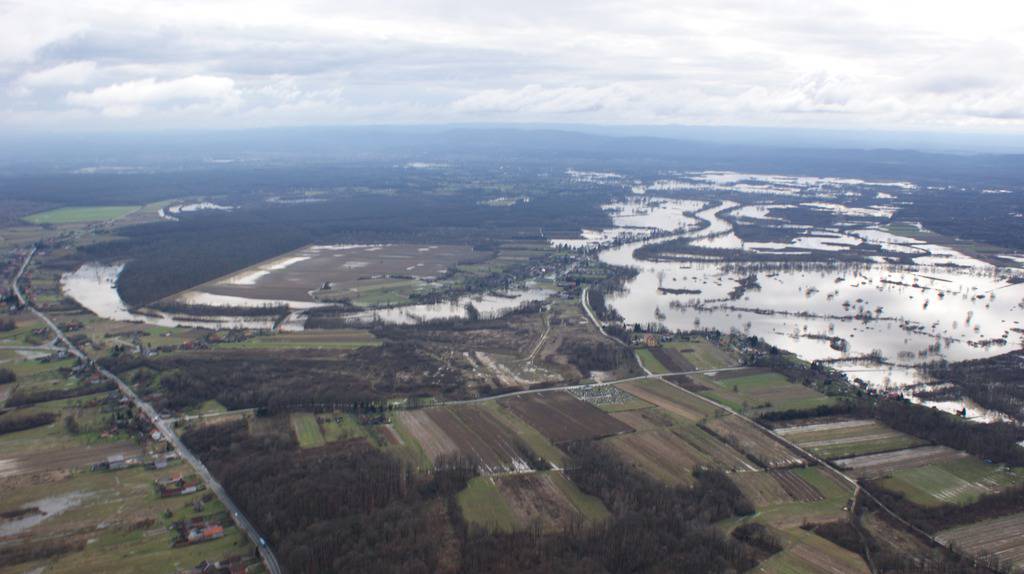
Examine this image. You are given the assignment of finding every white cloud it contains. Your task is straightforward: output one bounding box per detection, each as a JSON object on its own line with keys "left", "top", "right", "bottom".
{"left": 18, "top": 61, "right": 96, "bottom": 88}
{"left": 0, "top": 0, "right": 1021, "bottom": 131}
{"left": 66, "top": 75, "right": 241, "bottom": 117}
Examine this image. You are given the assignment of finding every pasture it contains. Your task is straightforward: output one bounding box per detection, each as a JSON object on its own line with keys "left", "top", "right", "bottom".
{"left": 700, "top": 369, "right": 834, "bottom": 414}
{"left": 663, "top": 340, "right": 736, "bottom": 370}
{"left": 457, "top": 471, "right": 610, "bottom": 533}
{"left": 24, "top": 205, "right": 140, "bottom": 225}
{"left": 182, "top": 243, "right": 486, "bottom": 306}
{"left": 290, "top": 412, "right": 326, "bottom": 448}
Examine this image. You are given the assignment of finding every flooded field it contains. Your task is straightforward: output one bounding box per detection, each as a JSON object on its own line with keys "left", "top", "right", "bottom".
{"left": 558, "top": 176, "right": 1024, "bottom": 416}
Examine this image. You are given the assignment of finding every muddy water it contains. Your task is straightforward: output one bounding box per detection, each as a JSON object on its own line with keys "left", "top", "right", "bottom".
{"left": 0, "top": 492, "right": 90, "bottom": 536}
{"left": 60, "top": 263, "right": 278, "bottom": 330}
{"left": 62, "top": 263, "right": 552, "bottom": 329}
{"left": 572, "top": 197, "right": 1023, "bottom": 420}
{"left": 339, "top": 287, "right": 554, "bottom": 325}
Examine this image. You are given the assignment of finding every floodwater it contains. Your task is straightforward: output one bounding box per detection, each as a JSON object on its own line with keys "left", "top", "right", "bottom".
{"left": 60, "top": 263, "right": 278, "bottom": 330}
{"left": 338, "top": 287, "right": 554, "bottom": 325}
{"left": 0, "top": 491, "right": 90, "bottom": 537}
{"left": 62, "top": 263, "right": 551, "bottom": 329}
{"left": 561, "top": 194, "right": 1023, "bottom": 420}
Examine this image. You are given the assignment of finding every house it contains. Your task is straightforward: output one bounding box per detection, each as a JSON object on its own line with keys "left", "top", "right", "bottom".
{"left": 187, "top": 524, "right": 225, "bottom": 543}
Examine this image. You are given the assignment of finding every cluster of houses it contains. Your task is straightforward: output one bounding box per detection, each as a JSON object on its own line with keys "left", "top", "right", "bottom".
{"left": 156, "top": 473, "right": 206, "bottom": 498}
{"left": 171, "top": 514, "right": 229, "bottom": 547}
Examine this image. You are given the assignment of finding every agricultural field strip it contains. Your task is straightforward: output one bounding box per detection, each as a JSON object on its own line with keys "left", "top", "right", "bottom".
{"left": 774, "top": 419, "right": 877, "bottom": 436}
{"left": 10, "top": 248, "right": 282, "bottom": 574}
{"left": 621, "top": 343, "right": 959, "bottom": 552}
{"left": 798, "top": 431, "right": 908, "bottom": 449}
{"left": 833, "top": 445, "right": 966, "bottom": 474}
{"left": 936, "top": 513, "right": 1024, "bottom": 563}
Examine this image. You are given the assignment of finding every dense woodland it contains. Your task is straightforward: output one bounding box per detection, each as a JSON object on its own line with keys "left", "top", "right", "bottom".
{"left": 103, "top": 343, "right": 468, "bottom": 411}
{"left": 182, "top": 418, "right": 764, "bottom": 574}
{"left": 72, "top": 186, "right": 611, "bottom": 306}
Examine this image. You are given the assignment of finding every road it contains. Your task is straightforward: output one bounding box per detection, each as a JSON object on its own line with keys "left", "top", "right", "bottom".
{"left": 12, "top": 248, "right": 282, "bottom": 574}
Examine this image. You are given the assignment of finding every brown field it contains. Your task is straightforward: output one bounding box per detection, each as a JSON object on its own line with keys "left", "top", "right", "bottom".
{"left": 181, "top": 243, "right": 484, "bottom": 304}
{"left": 495, "top": 473, "right": 584, "bottom": 531}
{"left": 731, "top": 470, "right": 823, "bottom": 507}
{"left": 499, "top": 392, "right": 633, "bottom": 444}
{"left": 396, "top": 410, "right": 459, "bottom": 464}
{"left": 607, "top": 429, "right": 711, "bottom": 486}
{"left": 663, "top": 374, "right": 710, "bottom": 391}
{"left": 703, "top": 415, "right": 804, "bottom": 468}
{"left": 671, "top": 424, "right": 758, "bottom": 471}
{"left": 0, "top": 441, "right": 142, "bottom": 479}
{"left": 401, "top": 406, "right": 532, "bottom": 473}
{"left": 616, "top": 379, "right": 722, "bottom": 422}
{"left": 649, "top": 347, "right": 694, "bottom": 372}
{"left": 610, "top": 408, "right": 675, "bottom": 431}
{"left": 936, "top": 513, "right": 1024, "bottom": 569}
{"left": 833, "top": 446, "right": 966, "bottom": 479}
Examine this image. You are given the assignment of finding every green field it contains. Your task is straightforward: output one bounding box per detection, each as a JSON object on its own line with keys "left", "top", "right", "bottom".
{"left": 548, "top": 471, "right": 611, "bottom": 523}
{"left": 24, "top": 205, "right": 140, "bottom": 225}
{"left": 880, "top": 457, "right": 1020, "bottom": 507}
{"left": 700, "top": 370, "right": 834, "bottom": 414}
{"left": 636, "top": 348, "right": 669, "bottom": 374}
{"left": 759, "top": 527, "right": 869, "bottom": 574}
{"left": 457, "top": 476, "right": 518, "bottom": 532}
{"left": 320, "top": 413, "right": 368, "bottom": 442}
{"left": 290, "top": 412, "right": 326, "bottom": 448}
{"left": 663, "top": 341, "right": 735, "bottom": 370}
{"left": 218, "top": 329, "right": 379, "bottom": 350}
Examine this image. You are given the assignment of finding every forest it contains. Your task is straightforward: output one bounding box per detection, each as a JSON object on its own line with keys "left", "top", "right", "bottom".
{"left": 102, "top": 342, "right": 468, "bottom": 412}
{"left": 182, "top": 417, "right": 764, "bottom": 574}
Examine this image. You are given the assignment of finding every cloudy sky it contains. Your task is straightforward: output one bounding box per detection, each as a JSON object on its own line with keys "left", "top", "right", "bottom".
{"left": 2, "top": 0, "right": 1023, "bottom": 132}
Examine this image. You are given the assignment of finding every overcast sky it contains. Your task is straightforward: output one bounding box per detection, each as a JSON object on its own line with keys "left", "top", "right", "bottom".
{"left": 2, "top": 0, "right": 1023, "bottom": 133}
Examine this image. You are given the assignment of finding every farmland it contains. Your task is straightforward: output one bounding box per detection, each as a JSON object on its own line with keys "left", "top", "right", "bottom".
{"left": 24, "top": 205, "right": 140, "bottom": 225}
{"left": 0, "top": 354, "right": 253, "bottom": 572}
{"left": 499, "top": 392, "right": 634, "bottom": 444}
{"left": 396, "top": 405, "right": 537, "bottom": 473}
{"left": 936, "top": 513, "right": 1024, "bottom": 567}
{"left": 607, "top": 428, "right": 711, "bottom": 486}
{"left": 775, "top": 418, "right": 926, "bottom": 460}
{"left": 834, "top": 445, "right": 969, "bottom": 479}
{"left": 616, "top": 378, "right": 722, "bottom": 422}
{"left": 703, "top": 415, "right": 804, "bottom": 468}
{"left": 876, "top": 456, "right": 1021, "bottom": 506}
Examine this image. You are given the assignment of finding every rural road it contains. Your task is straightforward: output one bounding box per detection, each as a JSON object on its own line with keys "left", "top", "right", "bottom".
{"left": 12, "top": 248, "right": 282, "bottom": 574}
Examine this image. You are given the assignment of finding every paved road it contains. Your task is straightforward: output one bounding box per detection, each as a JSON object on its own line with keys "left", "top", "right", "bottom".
{"left": 12, "top": 248, "right": 282, "bottom": 574}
